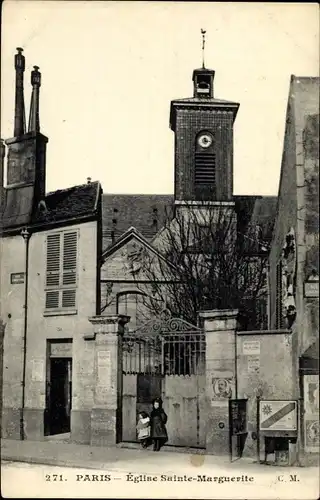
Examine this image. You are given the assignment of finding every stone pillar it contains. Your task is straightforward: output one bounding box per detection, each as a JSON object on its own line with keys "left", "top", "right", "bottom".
{"left": 199, "top": 309, "right": 238, "bottom": 455}
{"left": 87, "top": 314, "right": 129, "bottom": 447}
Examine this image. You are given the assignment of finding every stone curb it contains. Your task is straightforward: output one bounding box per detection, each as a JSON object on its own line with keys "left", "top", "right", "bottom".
{"left": 1, "top": 454, "right": 176, "bottom": 475}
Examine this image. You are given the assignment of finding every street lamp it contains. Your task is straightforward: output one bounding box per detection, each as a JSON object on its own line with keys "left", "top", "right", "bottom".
{"left": 20, "top": 227, "right": 31, "bottom": 440}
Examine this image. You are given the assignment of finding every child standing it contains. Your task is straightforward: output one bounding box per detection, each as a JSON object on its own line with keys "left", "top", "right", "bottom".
{"left": 136, "top": 411, "right": 151, "bottom": 448}
{"left": 150, "top": 398, "right": 168, "bottom": 452}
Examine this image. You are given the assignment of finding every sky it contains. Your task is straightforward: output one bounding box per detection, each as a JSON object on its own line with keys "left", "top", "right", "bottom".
{"left": 1, "top": 1, "right": 319, "bottom": 196}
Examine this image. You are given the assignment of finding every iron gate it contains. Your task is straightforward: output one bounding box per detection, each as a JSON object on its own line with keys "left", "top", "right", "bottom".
{"left": 121, "top": 309, "right": 206, "bottom": 448}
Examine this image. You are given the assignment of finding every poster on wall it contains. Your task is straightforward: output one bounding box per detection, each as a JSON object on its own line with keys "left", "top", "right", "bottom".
{"left": 247, "top": 355, "right": 260, "bottom": 374}
{"left": 242, "top": 340, "right": 260, "bottom": 355}
{"left": 212, "top": 378, "right": 232, "bottom": 399}
{"left": 304, "top": 375, "right": 319, "bottom": 452}
{"left": 305, "top": 420, "right": 319, "bottom": 452}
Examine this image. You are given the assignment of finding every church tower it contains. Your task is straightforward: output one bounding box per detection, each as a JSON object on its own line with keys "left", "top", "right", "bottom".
{"left": 170, "top": 36, "right": 239, "bottom": 203}
{"left": 1, "top": 48, "right": 48, "bottom": 229}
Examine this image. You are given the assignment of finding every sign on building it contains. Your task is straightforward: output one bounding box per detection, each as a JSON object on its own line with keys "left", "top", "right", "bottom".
{"left": 242, "top": 340, "right": 260, "bottom": 355}
{"left": 10, "top": 272, "right": 25, "bottom": 284}
{"left": 259, "top": 400, "right": 297, "bottom": 431}
{"left": 304, "top": 280, "right": 319, "bottom": 298}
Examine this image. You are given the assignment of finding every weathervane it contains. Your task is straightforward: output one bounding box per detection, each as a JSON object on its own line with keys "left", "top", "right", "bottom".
{"left": 201, "top": 29, "right": 206, "bottom": 68}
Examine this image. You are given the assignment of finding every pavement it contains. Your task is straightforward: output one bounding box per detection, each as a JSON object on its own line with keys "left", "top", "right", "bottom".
{"left": 1, "top": 441, "right": 320, "bottom": 500}
{"left": 1, "top": 438, "right": 244, "bottom": 474}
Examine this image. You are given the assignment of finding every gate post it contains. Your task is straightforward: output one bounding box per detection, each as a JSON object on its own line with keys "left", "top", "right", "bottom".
{"left": 199, "top": 309, "right": 238, "bottom": 455}
{"left": 87, "top": 314, "right": 130, "bottom": 447}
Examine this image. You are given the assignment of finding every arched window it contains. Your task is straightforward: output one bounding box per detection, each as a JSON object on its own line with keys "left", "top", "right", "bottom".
{"left": 116, "top": 291, "right": 148, "bottom": 331}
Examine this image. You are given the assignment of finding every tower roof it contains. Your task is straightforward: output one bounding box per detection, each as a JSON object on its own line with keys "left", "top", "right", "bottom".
{"left": 170, "top": 96, "right": 239, "bottom": 130}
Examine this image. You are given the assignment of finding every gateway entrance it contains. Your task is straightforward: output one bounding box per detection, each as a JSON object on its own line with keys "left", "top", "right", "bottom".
{"left": 121, "top": 309, "right": 206, "bottom": 448}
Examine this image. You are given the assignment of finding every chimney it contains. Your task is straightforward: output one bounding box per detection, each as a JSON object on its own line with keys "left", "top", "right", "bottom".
{"left": 14, "top": 47, "right": 26, "bottom": 137}
{"left": 28, "top": 66, "right": 41, "bottom": 133}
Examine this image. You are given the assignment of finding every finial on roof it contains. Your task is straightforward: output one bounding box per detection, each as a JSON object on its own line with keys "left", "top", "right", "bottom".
{"left": 201, "top": 29, "right": 206, "bottom": 69}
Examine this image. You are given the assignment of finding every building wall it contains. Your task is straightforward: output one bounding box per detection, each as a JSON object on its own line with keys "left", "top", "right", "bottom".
{"left": 1, "top": 220, "right": 98, "bottom": 440}
{"left": 237, "top": 331, "right": 294, "bottom": 457}
{"left": 269, "top": 76, "right": 319, "bottom": 372}
{"left": 268, "top": 77, "right": 319, "bottom": 460}
{"left": 174, "top": 109, "right": 234, "bottom": 201}
{"left": 268, "top": 95, "right": 298, "bottom": 330}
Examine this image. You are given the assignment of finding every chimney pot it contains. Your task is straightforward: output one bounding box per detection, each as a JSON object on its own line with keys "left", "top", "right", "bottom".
{"left": 15, "top": 48, "right": 25, "bottom": 71}
{"left": 31, "top": 66, "right": 41, "bottom": 86}
{"left": 87, "top": 177, "right": 92, "bottom": 184}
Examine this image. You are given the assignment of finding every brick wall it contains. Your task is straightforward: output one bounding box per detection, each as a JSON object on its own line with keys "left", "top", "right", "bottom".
{"left": 174, "top": 109, "right": 234, "bottom": 201}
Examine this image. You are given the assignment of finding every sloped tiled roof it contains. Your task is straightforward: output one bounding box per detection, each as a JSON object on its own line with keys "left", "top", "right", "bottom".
{"left": 102, "top": 194, "right": 174, "bottom": 250}
{"left": 34, "top": 181, "right": 101, "bottom": 224}
{"left": 102, "top": 193, "right": 277, "bottom": 254}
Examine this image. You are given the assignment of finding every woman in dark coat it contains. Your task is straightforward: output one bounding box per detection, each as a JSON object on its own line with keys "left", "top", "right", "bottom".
{"left": 150, "top": 398, "right": 168, "bottom": 451}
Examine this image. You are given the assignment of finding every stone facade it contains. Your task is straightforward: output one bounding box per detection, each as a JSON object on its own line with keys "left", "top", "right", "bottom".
{"left": 268, "top": 75, "right": 319, "bottom": 462}
{"left": 1, "top": 221, "right": 100, "bottom": 441}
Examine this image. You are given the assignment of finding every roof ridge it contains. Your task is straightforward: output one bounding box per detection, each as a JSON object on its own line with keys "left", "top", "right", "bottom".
{"left": 46, "top": 180, "right": 99, "bottom": 197}
{"left": 102, "top": 193, "right": 174, "bottom": 197}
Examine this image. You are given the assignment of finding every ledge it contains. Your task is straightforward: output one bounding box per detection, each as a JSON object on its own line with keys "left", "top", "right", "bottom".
{"left": 237, "top": 329, "right": 291, "bottom": 336}
{"left": 88, "top": 314, "right": 130, "bottom": 325}
{"left": 199, "top": 309, "right": 239, "bottom": 320}
{"left": 175, "top": 200, "right": 235, "bottom": 207}
{"left": 44, "top": 309, "right": 77, "bottom": 317}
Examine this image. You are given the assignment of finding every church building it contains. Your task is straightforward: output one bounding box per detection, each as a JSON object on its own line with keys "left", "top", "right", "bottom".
{"left": 100, "top": 63, "right": 277, "bottom": 331}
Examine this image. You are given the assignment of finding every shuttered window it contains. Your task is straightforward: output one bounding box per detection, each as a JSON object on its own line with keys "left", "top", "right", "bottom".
{"left": 45, "top": 230, "right": 78, "bottom": 311}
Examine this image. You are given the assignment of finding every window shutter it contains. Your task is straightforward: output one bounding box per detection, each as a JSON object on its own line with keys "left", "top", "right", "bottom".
{"left": 62, "top": 289, "right": 76, "bottom": 308}
{"left": 46, "top": 234, "right": 61, "bottom": 287}
{"left": 63, "top": 232, "right": 77, "bottom": 286}
{"left": 45, "top": 290, "right": 59, "bottom": 309}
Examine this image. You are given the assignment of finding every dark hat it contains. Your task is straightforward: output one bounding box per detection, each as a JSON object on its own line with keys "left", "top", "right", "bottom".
{"left": 152, "top": 398, "right": 163, "bottom": 408}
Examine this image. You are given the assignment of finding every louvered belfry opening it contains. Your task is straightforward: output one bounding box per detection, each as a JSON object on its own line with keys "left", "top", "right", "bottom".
{"left": 194, "top": 132, "right": 216, "bottom": 200}
{"left": 45, "top": 230, "right": 78, "bottom": 310}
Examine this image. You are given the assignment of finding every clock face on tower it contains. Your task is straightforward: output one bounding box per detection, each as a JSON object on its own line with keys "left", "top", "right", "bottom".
{"left": 197, "top": 133, "right": 213, "bottom": 149}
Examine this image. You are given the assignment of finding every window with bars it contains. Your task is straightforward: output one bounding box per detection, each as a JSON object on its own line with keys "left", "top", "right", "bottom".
{"left": 45, "top": 230, "right": 78, "bottom": 312}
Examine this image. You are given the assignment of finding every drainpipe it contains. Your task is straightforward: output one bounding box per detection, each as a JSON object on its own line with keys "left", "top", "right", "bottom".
{"left": 20, "top": 227, "right": 31, "bottom": 440}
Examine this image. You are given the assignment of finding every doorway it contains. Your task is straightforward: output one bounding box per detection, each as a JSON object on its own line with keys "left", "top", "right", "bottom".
{"left": 48, "top": 358, "right": 72, "bottom": 435}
